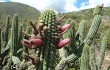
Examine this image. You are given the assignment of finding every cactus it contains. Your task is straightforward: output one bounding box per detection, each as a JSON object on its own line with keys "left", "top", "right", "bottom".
{"left": 77, "top": 19, "right": 86, "bottom": 43}
{"left": 84, "top": 15, "right": 101, "bottom": 45}
{"left": 89, "top": 44, "right": 97, "bottom": 70}
{"left": 4, "top": 15, "right": 10, "bottom": 48}
{"left": 17, "top": 24, "right": 24, "bottom": 56}
{"left": 10, "top": 14, "right": 19, "bottom": 56}
{"left": 55, "top": 5, "right": 102, "bottom": 70}
{"left": 39, "top": 10, "right": 68, "bottom": 70}
{"left": 1, "top": 5, "right": 109, "bottom": 70}
{"left": 97, "top": 37, "right": 107, "bottom": 70}
{"left": 80, "top": 44, "right": 89, "bottom": 70}
{"left": 0, "top": 14, "right": 20, "bottom": 69}
{"left": 93, "top": 4, "right": 103, "bottom": 16}
{"left": 64, "top": 20, "right": 76, "bottom": 54}
{"left": 0, "top": 27, "right": 1, "bottom": 53}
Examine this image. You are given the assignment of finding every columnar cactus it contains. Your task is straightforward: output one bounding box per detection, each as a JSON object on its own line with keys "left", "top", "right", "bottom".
{"left": 39, "top": 10, "right": 71, "bottom": 70}
{"left": 80, "top": 44, "right": 89, "bottom": 70}
{"left": 4, "top": 15, "right": 10, "bottom": 47}
{"left": 84, "top": 15, "right": 102, "bottom": 45}
{"left": 21, "top": 9, "right": 71, "bottom": 70}
{"left": 93, "top": 4, "right": 103, "bottom": 16}
{"left": 10, "top": 14, "right": 19, "bottom": 56}
{"left": 0, "top": 27, "right": 1, "bottom": 54}
{"left": 77, "top": 19, "right": 86, "bottom": 43}
{"left": 55, "top": 5, "right": 103, "bottom": 70}
{"left": 97, "top": 36, "right": 107, "bottom": 70}
{"left": 63, "top": 20, "right": 76, "bottom": 54}
{"left": 1, "top": 4, "right": 109, "bottom": 70}
{"left": 89, "top": 44, "right": 97, "bottom": 70}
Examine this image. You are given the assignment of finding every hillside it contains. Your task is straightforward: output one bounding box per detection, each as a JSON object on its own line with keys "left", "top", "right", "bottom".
{"left": 0, "top": 2, "right": 40, "bottom": 26}
{"left": 64, "top": 7, "right": 110, "bottom": 23}
{"left": 0, "top": 2, "right": 110, "bottom": 28}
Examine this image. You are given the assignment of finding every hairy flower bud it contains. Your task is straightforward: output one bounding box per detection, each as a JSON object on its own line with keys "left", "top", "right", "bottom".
{"left": 56, "top": 38, "right": 70, "bottom": 49}
{"left": 30, "top": 38, "right": 43, "bottom": 46}
{"left": 61, "top": 24, "right": 71, "bottom": 32}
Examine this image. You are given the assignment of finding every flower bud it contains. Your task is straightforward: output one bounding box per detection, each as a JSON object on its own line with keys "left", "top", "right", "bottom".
{"left": 30, "top": 38, "right": 43, "bottom": 46}
{"left": 56, "top": 38, "right": 70, "bottom": 49}
{"left": 61, "top": 24, "right": 71, "bottom": 32}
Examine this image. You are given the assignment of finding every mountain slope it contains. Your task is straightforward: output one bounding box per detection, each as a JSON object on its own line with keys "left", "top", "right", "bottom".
{"left": 64, "top": 7, "right": 110, "bottom": 23}
{"left": 0, "top": 2, "right": 40, "bottom": 26}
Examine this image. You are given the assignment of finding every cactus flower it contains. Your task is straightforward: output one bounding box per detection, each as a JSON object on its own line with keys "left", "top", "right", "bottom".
{"left": 30, "top": 38, "right": 43, "bottom": 46}
{"left": 56, "top": 38, "right": 70, "bottom": 49}
{"left": 61, "top": 24, "right": 71, "bottom": 32}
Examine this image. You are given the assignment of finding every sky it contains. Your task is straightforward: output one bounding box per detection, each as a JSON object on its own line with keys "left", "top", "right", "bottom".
{"left": 0, "top": 0, "right": 110, "bottom": 13}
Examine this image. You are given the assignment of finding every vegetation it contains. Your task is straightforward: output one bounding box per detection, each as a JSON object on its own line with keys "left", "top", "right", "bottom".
{"left": 0, "top": 2, "right": 40, "bottom": 27}
{"left": 0, "top": 2, "right": 110, "bottom": 70}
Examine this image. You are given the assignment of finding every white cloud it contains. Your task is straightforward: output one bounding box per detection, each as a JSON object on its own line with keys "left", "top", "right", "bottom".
{"left": 101, "top": 0, "right": 110, "bottom": 6}
{"left": 0, "top": 0, "right": 6, "bottom": 2}
{"left": 65, "top": 4, "right": 78, "bottom": 12}
{"left": 0, "top": 0, "right": 110, "bottom": 12}
{"left": 9, "top": 0, "right": 78, "bottom": 12}
{"left": 10, "top": 0, "right": 51, "bottom": 11}
{"left": 64, "top": 0, "right": 78, "bottom": 12}
{"left": 79, "top": 0, "right": 110, "bottom": 10}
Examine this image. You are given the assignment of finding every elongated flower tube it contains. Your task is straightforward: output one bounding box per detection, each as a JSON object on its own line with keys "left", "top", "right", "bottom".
{"left": 58, "top": 24, "right": 71, "bottom": 35}
{"left": 22, "top": 38, "right": 43, "bottom": 48}
{"left": 30, "top": 38, "right": 43, "bottom": 46}
{"left": 61, "top": 24, "right": 71, "bottom": 32}
{"left": 56, "top": 38, "right": 70, "bottom": 49}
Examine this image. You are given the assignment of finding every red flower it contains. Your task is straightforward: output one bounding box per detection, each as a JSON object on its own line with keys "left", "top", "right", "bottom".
{"left": 56, "top": 38, "right": 70, "bottom": 49}
{"left": 61, "top": 24, "right": 71, "bottom": 32}
{"left": 30, "top": 38, "right": 43, "bottom": 46}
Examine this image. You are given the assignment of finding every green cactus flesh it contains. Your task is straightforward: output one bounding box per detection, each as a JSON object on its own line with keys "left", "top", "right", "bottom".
{"left": 84, "top": 15, "right": 101, "bottom": 45}
{"left": 39, "top": 9, "right": 59, "bottom": 70}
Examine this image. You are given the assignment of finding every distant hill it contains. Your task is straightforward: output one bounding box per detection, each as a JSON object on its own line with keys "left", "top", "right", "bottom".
{"left": 64, "top": 7, "right": 110, "bottom": 23}
{"left": 0, "top": 2, "right": 40, "bottom": 26}
{"left": 0, "top": 2, "right": 110, "bottom": 28}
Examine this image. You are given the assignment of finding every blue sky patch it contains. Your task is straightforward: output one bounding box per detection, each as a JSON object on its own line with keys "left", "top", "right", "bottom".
{"left": 75, "top": 0, "right": 89, "bottom": 8}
